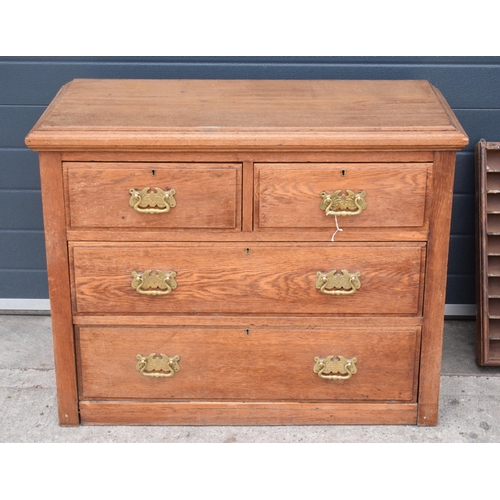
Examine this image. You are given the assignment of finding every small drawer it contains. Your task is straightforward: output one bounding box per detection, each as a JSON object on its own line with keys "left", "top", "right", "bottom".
{"left": 255, "top": 163, "right": 429, "bottom": 230}
{"left": 64, "top": 162, "right": 242, "bottom": 230}
{"left": 70, "top": 242, "right": 425, "bottom": 315}
{"left": 77, "top": 326, "right": 421, "bottom": 402}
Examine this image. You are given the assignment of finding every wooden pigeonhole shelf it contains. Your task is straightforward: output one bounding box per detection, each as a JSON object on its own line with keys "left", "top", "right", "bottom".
{"left": 476, "top": 140, "right": 500, "bottom": 365}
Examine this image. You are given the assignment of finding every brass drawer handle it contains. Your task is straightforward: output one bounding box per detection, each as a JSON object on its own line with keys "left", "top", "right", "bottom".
{"left": 136, "top": 353, "right": 180, "bottom": 378}
{"left": 313, "top": 355, "right": 357, "bottom": 380}
{"left": 320, "top": 190, "right": 367, "bottom": 216}
{"left": 131, "top": 270, "right": 177, "bottom": 295}
{"left": 316, "top": 270, "right": 361, "bottom": 295}
{"left": 129, "top": 187, "right": 176, "bottom": 213}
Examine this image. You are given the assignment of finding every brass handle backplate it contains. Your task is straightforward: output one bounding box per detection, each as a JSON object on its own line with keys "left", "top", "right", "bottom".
{"left": 313, "top": 355, "right": 357, "bottom": 380}
{"left": 136, "top": 353, "right": 180, "bottom": 378}
{"left": 131, "top": 270, "right": 177, "bottom": 295}
{"left": 129, "top": 187, "right": 176, "bottom": 213}
{"left": 320, "top": 190, "right": 367, "bottom": 217}
{"left": 316, "top": 270, "right": 361, "bottom": 295}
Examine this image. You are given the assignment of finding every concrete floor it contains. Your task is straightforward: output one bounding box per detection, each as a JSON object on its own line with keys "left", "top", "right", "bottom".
{"left": 1, "top": 315, "right": 500, "bottom": 442}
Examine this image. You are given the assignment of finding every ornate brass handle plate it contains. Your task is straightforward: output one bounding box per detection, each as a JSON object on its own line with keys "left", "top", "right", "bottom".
{"left": 131, "top": 270, "right": 177, "bottom": 295}
{"left": 129, "top": 187, "right": 176, "bottom": 213}
{"left": 316, "top": 270, "right": 361, "bottom": 295}
{"left": 136, "top": 353, "right": 180, "bottom": 378}
{"left": 320, "top": 190, "right": 367, "bottom": 216}
{"left": 313, "top": 355, "right": 357, "bottom": 380}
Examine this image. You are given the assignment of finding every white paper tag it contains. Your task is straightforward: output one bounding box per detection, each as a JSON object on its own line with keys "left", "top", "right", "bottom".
{"left": 331, "top": 215, "right": 343, "bottom": 242}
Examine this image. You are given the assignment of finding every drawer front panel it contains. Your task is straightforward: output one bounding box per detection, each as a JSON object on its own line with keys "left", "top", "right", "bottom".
{"left": 78, "top": 326, "right": 420, "bottom": 402}
{"left": 255, "top": 163, "right": 429, "bottom": 230}
{"left": 65, "top": 162, "right": 242, "bottom": 229}
{"left": 71, "top": 243, "right": 425, "bottom": 315}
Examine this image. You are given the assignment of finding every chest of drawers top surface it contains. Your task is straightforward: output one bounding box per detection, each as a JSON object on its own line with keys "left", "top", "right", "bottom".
{"left": 26, "top": 79, "right": 467, "bottom": 151}
{"left": 25, "top": 79, "right": 468, "bottom": 428}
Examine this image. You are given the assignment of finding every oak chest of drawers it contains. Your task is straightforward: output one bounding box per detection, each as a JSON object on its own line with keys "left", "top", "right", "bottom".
{"left": 26, "top": 79, "right": 468, "bottom": 426}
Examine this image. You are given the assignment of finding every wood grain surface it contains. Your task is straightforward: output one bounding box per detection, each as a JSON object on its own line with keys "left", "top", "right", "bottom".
{"left": 25, "top": 79, "right": 468, "bottom": 151}
{"left": 77, "top": 326, "right": 420, "bottom": 402}
{"left": 417, "top": 151, "right": 456, "bottom": 425}
{"left": 65, "top": 162, "right": 241, "bottom": 230}
{"left": 66, "top": 228, "right": 430, "bottom": 243}
{"left": 255, "top": 162, "right": 429, "bottom": 229}
{"left": 72, "top": 315, "right": 423, "bottom": 329}
{"left": 70, "top": 242, "right": 425, "bottom": 315}
{"left": 79, "top": 401, "right": 418, "bottom": 426}
{"left": 38, "top": 152, "right": 79, "bottom": 425}
{"left": 60, "top": 150, "right": 435, "bottom": 163}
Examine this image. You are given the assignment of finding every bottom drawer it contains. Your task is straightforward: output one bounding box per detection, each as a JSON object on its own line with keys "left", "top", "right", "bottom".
{"left": 78, "top": 325, "right": 421, "bottom": 402}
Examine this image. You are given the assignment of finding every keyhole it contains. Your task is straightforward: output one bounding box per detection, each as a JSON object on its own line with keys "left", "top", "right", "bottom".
{"left": 245, "top": 329, "right": 250, "bottom": 336}
{"left": 151, "top": 169, "right": 156, "bottom": 176}
{"left": 341, "top": 169, "right": 346, "bottom": 176}
{"left": 245, "top": 248, "right": 250, "bottom": 255}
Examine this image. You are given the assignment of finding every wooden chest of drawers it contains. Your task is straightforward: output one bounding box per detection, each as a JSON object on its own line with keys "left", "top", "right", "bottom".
{"left": 25, "top": 79, "right": 468, "bottom": 426}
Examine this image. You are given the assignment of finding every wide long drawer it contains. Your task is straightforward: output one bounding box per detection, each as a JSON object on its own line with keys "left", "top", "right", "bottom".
{"left": 64, "top": 162, "right": 242, "bottom": 230}
{"left": 77, "top": 326, "right": 421, "bottom": 402}
{"left": 255, "top": 163, "right": 430, "bottom": 230}
{"left": 70, "top": 243, "right": 425, "bottom": 315}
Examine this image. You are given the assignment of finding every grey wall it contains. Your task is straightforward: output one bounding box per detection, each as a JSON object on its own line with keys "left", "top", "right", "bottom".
{"left": 2, "top": 56, "right": 499, "bottom": 305}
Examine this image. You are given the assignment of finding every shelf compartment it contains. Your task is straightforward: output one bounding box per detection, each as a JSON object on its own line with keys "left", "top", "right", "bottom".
{"left": 487, "top": 172, "right": 500, "bottom": 191}
{"left": 487, "top": 194, "right": 500, "bottom": 213}
{"left": 486, "top": 150, "right": 500, "bottom": 172}
{"left": 488, "top": 298, "right": 500, "bottom": 318}
{"left": 488, "top": 277, "right": 500, "bottom": 297}
{"left": 487, "top": 256, "right": 500, "bottom": 276}
{"left": 489, "top": 340, "right": 500, "bottom": 361}
{"left": 488, "top": 236, "right": 500, "bottom": 255}
{"left": 487, "top": 214, "right": 500, "bottom": 234}
{"left": 489, "top": 320, "right": 500, "bottom": 340}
